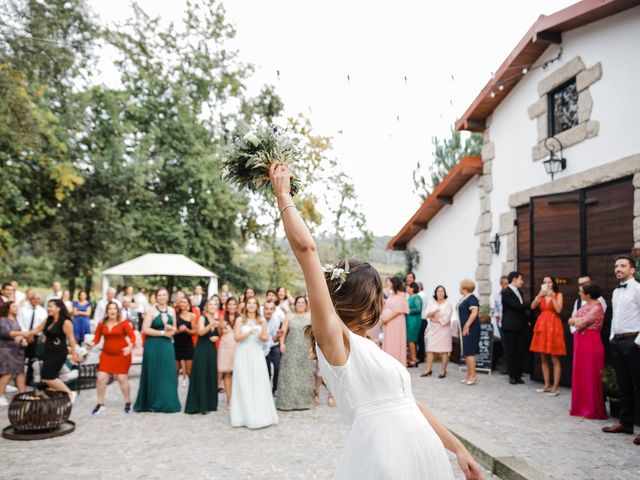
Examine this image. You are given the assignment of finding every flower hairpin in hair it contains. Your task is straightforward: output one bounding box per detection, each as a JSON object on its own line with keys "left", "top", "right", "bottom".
{"left": 322, "top": 259, "right": 350, "bottom": 292}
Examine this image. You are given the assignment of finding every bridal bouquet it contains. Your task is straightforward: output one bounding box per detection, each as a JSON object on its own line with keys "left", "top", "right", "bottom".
{"left": 223, "top": 125, "right": 301, "bottom": 196}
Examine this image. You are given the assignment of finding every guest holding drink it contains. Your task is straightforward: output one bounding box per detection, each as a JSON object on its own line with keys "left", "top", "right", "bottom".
{"left": 87, "top": 301, "right": 136, "bottom": 415}
{"left": 185, "top": 298, "right": 220, "bottom": 414}
{"left": 72, "top": 290, "right": 92, "bottom": 344}
{"left": 459, "top": 279, "right": 480, "bottom": 385}
{"left": 568, "top": 282, "right": 607, "bottom": 419}
{"left": 134, "top": 288, "right": 180, "bottom": 413}
{"left": 381, "top": 277, "right": 409, "bottom": 366}
{"left": 422, "top": 286, "right": 453, "bottom": 378}
{"left": 530, "top": 276, "right": 566, "bottom": 397}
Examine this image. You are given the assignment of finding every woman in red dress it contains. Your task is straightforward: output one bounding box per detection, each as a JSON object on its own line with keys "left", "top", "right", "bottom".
{"left": 568, "top": 282, "right": 607, "bottom": 419}
{"left": 87, "top": 301, "right": 136, "bottom": 415}
{"left": 530, "top": 276, "right": 566, "bottom": 396}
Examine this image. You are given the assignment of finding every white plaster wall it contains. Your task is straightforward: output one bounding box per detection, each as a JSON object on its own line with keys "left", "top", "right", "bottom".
{"left": 488, "top": 7, "right": 640, "bottom": 288}
{"left": 407, "top": 177, "right": 480, "bottom": 300}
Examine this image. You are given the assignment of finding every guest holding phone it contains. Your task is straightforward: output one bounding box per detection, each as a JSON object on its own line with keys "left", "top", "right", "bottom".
{"left": 530, "top": 276, "right": 566, "bottom": 397}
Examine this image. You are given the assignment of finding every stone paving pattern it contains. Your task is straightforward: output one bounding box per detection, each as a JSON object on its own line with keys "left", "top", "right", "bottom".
{"left": 2, "top": 362, "right": 638, "bottom": 479}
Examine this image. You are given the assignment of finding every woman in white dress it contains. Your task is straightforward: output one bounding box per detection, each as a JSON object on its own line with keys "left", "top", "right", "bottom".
{"left": 269, "top": 164, "right": 483, "bottom": 480}
{"left": 230, "top": 297, "right": 278, "bottom": 429}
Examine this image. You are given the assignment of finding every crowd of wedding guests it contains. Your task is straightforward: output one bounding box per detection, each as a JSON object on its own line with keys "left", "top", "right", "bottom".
{"left": 0, "top": 254, "right": 638, "bottom": 442}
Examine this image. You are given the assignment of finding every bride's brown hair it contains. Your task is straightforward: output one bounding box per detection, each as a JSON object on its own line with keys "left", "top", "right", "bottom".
{"left": 305, "top": 259, "right": 383, "bottom": 359}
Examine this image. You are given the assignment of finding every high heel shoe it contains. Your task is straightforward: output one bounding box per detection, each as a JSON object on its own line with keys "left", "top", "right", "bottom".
{"left": 438, "top": 372, "right": 447, "bottom": 379}
{"left": 420, "top": 371, "right": 432, "bottom": 377}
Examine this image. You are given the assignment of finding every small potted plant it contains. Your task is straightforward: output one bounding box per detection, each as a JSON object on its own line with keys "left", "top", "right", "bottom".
{"left": 603, "top": 365, "right": 619, "bottom": 417}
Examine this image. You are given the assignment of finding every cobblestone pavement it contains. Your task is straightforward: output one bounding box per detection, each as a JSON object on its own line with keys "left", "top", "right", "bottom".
{"left": 1, "top": 365, "right": 498, "bottom": 480}
{"left": 409, "top": 364, "right": 640, "bottom": 480}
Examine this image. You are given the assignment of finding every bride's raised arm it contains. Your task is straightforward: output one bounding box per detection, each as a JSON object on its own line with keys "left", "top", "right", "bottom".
{"left": 269, "top": 163, "right": 348, "bottom": 366}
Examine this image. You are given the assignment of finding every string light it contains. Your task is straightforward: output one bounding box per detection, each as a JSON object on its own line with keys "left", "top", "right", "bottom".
{"left": 125, "top": 199, "right": 131, "bottom": 205}
{"left": 404, "top": 75, "right": 408, "bottom": 84}
{"left": 522, "top": 67, "right": 528, "bottom": 74}
{"left": 276, "top": 70, "right": 280, "bottom": 80}
{"left": 498, "top": 83, "right": 504, "bottom": 91}
{"left": 90, "top": 202, "right": 96, "bottom": 208}
{"left": 346, "top": 74, "right": 351, "bottom": 84}
{"left": 206, "top": 189, "right": 212, "bottom": 195}
{"left": 490, "top": 91, "right": 496, "bottom": 98}
{"left": 24, "top": 200, "right": 29, "bottom": 206}
{"left": 6, "top": 159, "right": 12, "bottom": 166}
{"left": 164, "top": 195, "right": 169, "bottom": 202}
{"left": 189, "top": 198, "right": 195, "bottom": 204}
{"left": 56, "top": 202, "right": 62, "bottom": 208}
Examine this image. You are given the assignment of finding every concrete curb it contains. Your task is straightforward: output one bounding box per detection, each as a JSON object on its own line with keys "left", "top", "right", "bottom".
{"left": 447, "top": 423, "right": 549, "bottom": 480}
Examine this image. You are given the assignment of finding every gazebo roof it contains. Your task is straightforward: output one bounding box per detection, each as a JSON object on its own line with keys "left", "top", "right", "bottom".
{"left": 102, "top": 253, "right": 217, "bottom": 278}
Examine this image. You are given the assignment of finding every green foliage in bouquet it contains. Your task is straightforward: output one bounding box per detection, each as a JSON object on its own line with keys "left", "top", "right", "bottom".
{"left": 223, "top": 125, "right": 302, "bottom": 196}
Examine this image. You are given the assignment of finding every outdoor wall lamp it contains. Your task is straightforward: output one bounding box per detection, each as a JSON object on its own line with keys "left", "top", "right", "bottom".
{"left": 489, "top": 233, "right": 501, "bottom": 255}
{"left": 543, "top": 136, "right": 567, "bottom": 180}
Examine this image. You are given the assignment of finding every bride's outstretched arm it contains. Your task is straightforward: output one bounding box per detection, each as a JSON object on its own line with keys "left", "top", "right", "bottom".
{"left": 269, "top": 163, "right": 348, "bottom": 365}
{"left": 416, "top": 401, "right": 484, "bottom": 480}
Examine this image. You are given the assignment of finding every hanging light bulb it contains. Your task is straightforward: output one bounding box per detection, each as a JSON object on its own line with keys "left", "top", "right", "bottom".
{"left": 206, "top": 189, "right": 211, "bottom": 195}
{"left": 125, "top": 199, "right": 131, "bottom": 206}
{"left": 189, "top": 198, "right": 195, "bottom": 204}
{"left": 522, "top": 67, "right": 528, "bottom": 74}
{"left": 164, "top": 195, "right": 169, "bottom": 202}
{"left": 90, "top": 202, "right": 96, "bottom": 208}
{"left": 6, "top": 159, "right": 12, "bottom": 166}
{"left": 347, "top": 74, "right": 351, "bottom": 84}
{"left": 396, "top": 115, "right": 400, "bottom": 122}
{"left": 56, "top": 202, "right": 62, "bottom": 208}
{"left": 498, "top": 83, "right": 504, "bottom": 91}
{"left": 24, "top": 200, "right": 30, "bottom": 206}
{"left": 490, "top": 91, "right": 496, "bottom": 98}
{"left": 404, "top": 75, "right": 408, "bottom": 84}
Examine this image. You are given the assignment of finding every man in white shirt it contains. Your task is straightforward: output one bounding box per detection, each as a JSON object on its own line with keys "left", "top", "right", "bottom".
{"left": 93, "top": 288, "right": 122, "bottom": 325}
{"left": 416, "top": 282, "right": 429, "bottom": 364}
{"left": 602, "top": 256, "right": 640, "bottom": 443}
{"left": 10, "top": 280, "right": 25, "bottom": 305}
{"left": 191, "top": 285, "right": 207, "bottom": 314}
{"left": 120, "top": 296, "right": 137, "bottom": 326}
{"left": 17, "top": 292, "right": 47, "bottom": 385}
{"left": 45, "top": 282, "right": 63, "bottom": 304}
{"left": 262, "top": 300, "right": 284, "bottom": 396}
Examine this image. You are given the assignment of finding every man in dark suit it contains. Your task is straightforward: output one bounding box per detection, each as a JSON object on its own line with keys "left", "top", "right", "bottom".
{"left": 501, "top": 271, "right": 530, "bottom": 385}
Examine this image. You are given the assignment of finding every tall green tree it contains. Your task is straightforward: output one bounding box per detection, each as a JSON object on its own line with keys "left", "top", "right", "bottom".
{"left": 412, "top": 128, "right": 483, "bottom": 201}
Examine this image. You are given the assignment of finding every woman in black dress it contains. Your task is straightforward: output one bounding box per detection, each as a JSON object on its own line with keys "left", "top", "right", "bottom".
{"left": 458, "top": 279, "right": 480, "bottom": 386}
{"left": 27, "top": 299, "right": 81, "bottom": 402}
{"left": 174, "top": 296, "right": 197, "bottom": 387}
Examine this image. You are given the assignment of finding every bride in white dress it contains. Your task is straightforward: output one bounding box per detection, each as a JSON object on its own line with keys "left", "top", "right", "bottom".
{"left": 269, "top": 164, "right": 483, "bottom": 480}
{"left": 230, "top": 297, "right": 278, "bottom": 429}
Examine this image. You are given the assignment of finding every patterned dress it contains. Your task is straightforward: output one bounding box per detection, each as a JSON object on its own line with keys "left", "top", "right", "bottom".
{"left": 276, "top": 314, "right": 315, "bottom": 411}
{"left": 0, "top": 316, "right": 25, "bottom": 375}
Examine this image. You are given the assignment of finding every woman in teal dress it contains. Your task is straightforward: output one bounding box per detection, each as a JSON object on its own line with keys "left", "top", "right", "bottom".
{"left": 406, "top": 282, "right": 423, "bottom": 367}
{"left": 134, "top": 288, "right": 181, "bottom": 413}
{"left": 185, "top": 298, "right": 219, "bottom": 414}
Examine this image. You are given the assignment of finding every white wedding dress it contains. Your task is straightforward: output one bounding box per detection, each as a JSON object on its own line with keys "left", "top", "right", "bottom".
{"left": 317, "top": 329, "right": 454, "bottom": 479}
{"left": 230, "top": 321, "right": 278, "bottom": 429}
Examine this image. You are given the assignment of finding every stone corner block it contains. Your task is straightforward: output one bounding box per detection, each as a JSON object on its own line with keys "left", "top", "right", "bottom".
{"left": 586, "top": 119, "right": 599, "bottom": 138}
{"left": 475, "top": 212, "right": 492, "bottom": 235}
{"left": 538, "top": 56, "right": 586, "bottom": 96}
{"left": 537, "top": 115, "right": 548, "bottom": 143}
{"left": 527, "top": 97, "right": 547, "bottom": 119}
{"left": 483, "top": 129, "right": 490, "bottom": 144}
{"left": 482, "top": 142, "right": 495, "bottom": 161}
{"left": 482, "top": 160, "right": 492, "bottom": 175}
{"left": 634, "top": 216, "right": 640, "bottom": 243}
{"left": 634, "top": 188, "right": 640, "bottom": 217}
{"left": 633, "top": 173, "right": 640, "bottom": 188}
{"left": 477, "top": 280, "right": 492, "bottom": 297}
{"left": 578, "top": 89, "right": 593, "bottom": 124}
{"left": 477, "top": 246, "right": 492, "bottom": 266}
{"left": 498, "top": 211, "right": 516, "bottom": 236}
{"left": 475, "top": 266, "right": 490, "bottom": 282}
{"left": 480, "top": 174, "right": 493, "bottom": 193}
{"left": 576, "top": 62, "right": 602, "bottom": 92}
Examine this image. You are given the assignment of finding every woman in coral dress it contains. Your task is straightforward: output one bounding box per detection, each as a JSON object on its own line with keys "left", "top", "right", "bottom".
{"left": 218, "top": 297, "right": 238, "bottom": 409}
{"left": 382, "top": 277, "right": 409, "bottom": 367}
{"left": 568, "top": 282, "right": 607, "bottom": 419}
{"left": 87, "top": 301, "right": 136, "bottom": 415}
{"left": 530, "top": 276, "right": 566, "bottom": 396}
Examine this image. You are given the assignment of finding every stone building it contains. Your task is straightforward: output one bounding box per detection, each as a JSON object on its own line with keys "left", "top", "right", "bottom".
{"left": 388, "top": 0, "right": 640, "bottom": 374}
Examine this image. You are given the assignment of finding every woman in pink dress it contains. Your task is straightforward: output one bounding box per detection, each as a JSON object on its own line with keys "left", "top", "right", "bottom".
{"left": 381, "top": 277, "right": 409, "bottom": 366}
{"left": 568, "top": 281, "right": 608, "bottom": 420}
{"left": 422, "top": 286, "right": 453, "bottom": 378}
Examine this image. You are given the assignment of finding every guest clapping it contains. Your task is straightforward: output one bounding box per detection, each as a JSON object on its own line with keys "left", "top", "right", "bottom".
{"left": 86, "top": 301, "right": 136, "bottom": 415}
{"left": 381, "top": 277, "right": 409, "bottom": 366}
{"left": 422, "top": 286, "right": 453, "bottom": 378}
{"left": 405, "top": 282, "right": 423, "bottom": 368}
{"left": 218, "top": 297, "right": 238, "bottom": 409}
{"left": 0, "top": 301, "right": 28, "bottom": 405}
{"left": 459, "top": 280, "right": 480, "bottom": 385}
{"left": 530, "top": 276, "right": 566, "bottom": 396}
{"left": 568, "top": 282, "right": 607, "bottom": 419}
{"left": 174, "top": 297, "right": 197, "bottom": 387}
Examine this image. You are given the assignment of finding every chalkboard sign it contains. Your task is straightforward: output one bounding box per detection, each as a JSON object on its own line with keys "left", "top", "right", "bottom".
{"left": 475, "top": 323, "right": 494, "bottom": 371}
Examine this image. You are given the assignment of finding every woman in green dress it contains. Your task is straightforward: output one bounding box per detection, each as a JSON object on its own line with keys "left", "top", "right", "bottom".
{"left": 406, "top": 282, "right": 423, "bottom": 368}
{"left": 185, "top": 297, "right": 219, "bottom": 414}
{"left": 276, "top": 296, "right": 315, "bottom": 411}
{"left": 134, "top": 288, "right": 181, "bottom": 413}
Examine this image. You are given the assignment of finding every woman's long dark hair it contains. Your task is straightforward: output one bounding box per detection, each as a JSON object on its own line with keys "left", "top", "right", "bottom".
{"left": 542, "top": 276, "right": 560, "bottom": 293}
{"left": 305, "top": 259, "right": 383, "bottom": 359}
{"left": 47, "top": 299, "right": 72, "bottom": 325}
{"left": 223, "top": 297, "right": 238, "bottom": 328}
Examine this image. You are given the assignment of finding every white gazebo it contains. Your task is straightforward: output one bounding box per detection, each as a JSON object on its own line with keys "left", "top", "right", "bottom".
{"left": 101, "top": 253, "right": 218, "bottom": 299}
